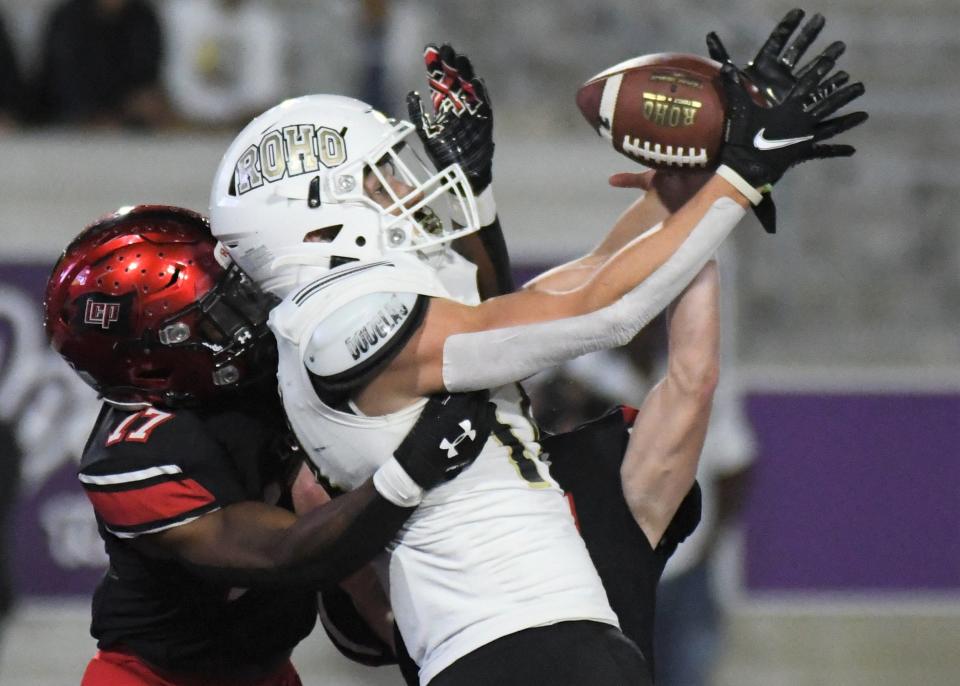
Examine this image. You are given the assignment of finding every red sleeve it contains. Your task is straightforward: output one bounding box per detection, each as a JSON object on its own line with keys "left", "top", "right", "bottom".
{"left": 78, "top": 407, "right": 231, "bottom": 539}
{"left": 80, "top": 465, "right": 218, "bottom": 538}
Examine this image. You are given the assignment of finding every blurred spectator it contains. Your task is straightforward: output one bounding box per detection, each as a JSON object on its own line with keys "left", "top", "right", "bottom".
{"left": 0, "top": 11, "right": 24, "bottom": 128}
{"left": 31, "top": 0, "right": 172, "bottom": 128}
{"left": 359, "top": 0, "right": 391, "bottom": 113}
{"left": 161, "top": 0, "right": 286, "bottom": 130}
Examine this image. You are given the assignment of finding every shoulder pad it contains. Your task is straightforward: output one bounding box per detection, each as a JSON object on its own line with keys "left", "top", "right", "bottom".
{"left": 269, "top": 256, "right": 451, "bottom": 345}
{"left": 304, "top": 291, "right": 426, "bottom": 382}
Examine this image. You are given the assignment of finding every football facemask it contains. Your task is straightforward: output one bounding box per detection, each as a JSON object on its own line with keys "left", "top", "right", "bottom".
{"left": 210, "top": 95, "right": 481, "bottom": 296}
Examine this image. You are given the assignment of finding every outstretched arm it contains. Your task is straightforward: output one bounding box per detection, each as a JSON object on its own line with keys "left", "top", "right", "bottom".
{"left": 353, "top": 174, "right": 745, "bottom": 408}
{"left": 620, "top": 260, "right": 720, "bottom": 548}
{"left": 351, "top": 35, "right": 865, "bottom": 416}
{"left": 526, "top": 170, "right": 714, "bottom": 293}
{"left": 129, "top": 392, "right": 494, "bottom": 589}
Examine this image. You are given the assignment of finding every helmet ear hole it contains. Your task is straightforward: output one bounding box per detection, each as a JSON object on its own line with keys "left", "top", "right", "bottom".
{"left": 356, "top": 236, "right": 366, "bottom": 247}
{"left": 304, "top": 225, "right": 343, "bottom": 244}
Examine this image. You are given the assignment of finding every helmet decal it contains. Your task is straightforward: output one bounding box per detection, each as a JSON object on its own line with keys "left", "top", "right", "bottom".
{"left": 234, "top": 124, "right": 349, "bottom": 195}
{"left": 76, "top": 291, "right": 135, "bottom": 335}
{"left": 82, "top": 298, "right": 123, "bottom": 330}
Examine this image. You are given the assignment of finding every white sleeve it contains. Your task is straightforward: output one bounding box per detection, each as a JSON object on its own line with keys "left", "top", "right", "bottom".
{"left": 442, "top": 197, "right": 746, "bottom": 392}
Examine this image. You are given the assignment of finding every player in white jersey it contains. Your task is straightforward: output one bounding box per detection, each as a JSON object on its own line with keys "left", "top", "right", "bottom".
{"left": 209, "top": 33, "right": 865, "bottom": 685}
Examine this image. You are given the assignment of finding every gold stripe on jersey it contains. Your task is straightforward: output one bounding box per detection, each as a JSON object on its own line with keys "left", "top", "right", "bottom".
{"left": 489, "top": 407, "right": 550, "bottom": 489}
{"left": 513, "top": 383, "right": 541, "bottom": 442}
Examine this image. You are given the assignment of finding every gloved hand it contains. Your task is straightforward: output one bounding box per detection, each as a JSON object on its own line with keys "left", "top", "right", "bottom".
{"left": 707, "top": 8, "right": 846, "bottom": 105}
{"left": 718, "top": 56, "right": 866, "bottom": 187}
{"left": 375, "top": 391, "right": 493, "bottom": 509}
{"left": 706, "top": 9, "right": 859, "bottom": 233}
{"left": 406, "top": 44, "right": 495, "bottom": 196}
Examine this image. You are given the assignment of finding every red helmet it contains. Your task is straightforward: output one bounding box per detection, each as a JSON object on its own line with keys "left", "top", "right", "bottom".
{"left": 44, "top": 205, "right": 279, "bottom": 407}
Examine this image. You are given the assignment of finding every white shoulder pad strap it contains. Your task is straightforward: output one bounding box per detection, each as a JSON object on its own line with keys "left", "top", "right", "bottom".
{"left": 442, "top": 196, "right": 746, "bottom": 391}
{"left": 304, "top": 290, "right": 422, "bottom": 378}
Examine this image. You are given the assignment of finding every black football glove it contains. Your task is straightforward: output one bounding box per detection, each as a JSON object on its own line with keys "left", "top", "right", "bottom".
{"left": 406, "top": 44, "right": 495, "bottom": 195}
{"left": 392, "top": 390, "right": 494, "bottom": 490}
{"left": 707, "top": 9, "right": 852, "bottom": 233}
{"left": 707, "top": 8, "right": 847, "bottom": 105}
{"left": 719, "top": 55, "right": 866, "bottom": 186}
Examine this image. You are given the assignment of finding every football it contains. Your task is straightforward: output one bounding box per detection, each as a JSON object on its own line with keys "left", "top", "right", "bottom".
{"left": 575, "top": 53, "right": 725, "bottom": 170}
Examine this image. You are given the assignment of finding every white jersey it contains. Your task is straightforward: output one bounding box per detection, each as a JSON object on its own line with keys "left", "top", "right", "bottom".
{"left": 270, "top": 252, "right": 618, "bottom": 684}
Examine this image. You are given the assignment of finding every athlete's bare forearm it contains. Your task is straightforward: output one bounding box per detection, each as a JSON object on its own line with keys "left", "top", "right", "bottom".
{"left": 462, "top": 176, "right": 745, "bottom": 321}
{"left": 575, "top": 177, "right": 745, "bottom": 310}
{"left": 620, "top": 260, "right": 720, "bottom": 547}
{"left": 145, "top": 479, "right": 410, "bottom": 589}
{"left": 528, "top": 169, "right": 718, "bottom": 294}
{"left": 527, "top": 184, "right": 671, "bottom": 293}
{"left": 269, "top": 480, "right": 408, "bottom": 582}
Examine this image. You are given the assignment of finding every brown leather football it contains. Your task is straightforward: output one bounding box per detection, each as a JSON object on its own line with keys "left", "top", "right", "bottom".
{"left": 576, "top": 53, "right": 725, "bottom": 170}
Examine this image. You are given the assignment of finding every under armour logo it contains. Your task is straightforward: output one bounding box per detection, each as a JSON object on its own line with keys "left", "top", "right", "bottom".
{"left": 84, "top": 300, "right": 121, "bottom": 329}
{"left": 439, "top": 420, "right": 477, "bottom": 458}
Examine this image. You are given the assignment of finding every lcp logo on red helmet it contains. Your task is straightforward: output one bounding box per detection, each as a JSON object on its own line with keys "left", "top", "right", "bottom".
{"left": 84, "top": 300, "right": 121, "bottom": 329}
{"left": 76, "top": 293, "right": 132, "bottom": 333}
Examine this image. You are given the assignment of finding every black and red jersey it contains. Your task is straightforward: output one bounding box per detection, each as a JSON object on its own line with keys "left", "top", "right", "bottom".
{"left": 542, "top": 406, "right": 701, "bottom": 679}
{"left": 78, "top": 392, "right": 317, "bottom": 680}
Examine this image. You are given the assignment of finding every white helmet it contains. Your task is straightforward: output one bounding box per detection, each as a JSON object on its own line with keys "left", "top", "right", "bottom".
{"left": 209, "top": 94, "right": 480, "bottom": 296}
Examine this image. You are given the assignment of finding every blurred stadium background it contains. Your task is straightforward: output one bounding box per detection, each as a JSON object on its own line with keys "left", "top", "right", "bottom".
{"left": 0, "top": 0, "right": 957, "bottom": 684}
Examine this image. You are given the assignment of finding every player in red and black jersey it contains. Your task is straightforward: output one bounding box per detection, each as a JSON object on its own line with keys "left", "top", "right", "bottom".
{"left": 45, "top": 205, "right": 493, "bottom": 686}
{"left": 78, "top": 394, "right": 316, "bottom": 683}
